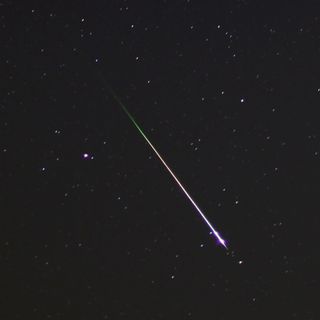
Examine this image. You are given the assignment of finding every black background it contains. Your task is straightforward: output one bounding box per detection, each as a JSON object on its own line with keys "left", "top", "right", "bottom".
{"left": 1, "top": 1, "right": 319, "bottom": 319}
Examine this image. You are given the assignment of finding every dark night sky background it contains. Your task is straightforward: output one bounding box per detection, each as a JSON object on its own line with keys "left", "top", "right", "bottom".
{"left": 1, "top": 1, "right": 319, "bottom": 319}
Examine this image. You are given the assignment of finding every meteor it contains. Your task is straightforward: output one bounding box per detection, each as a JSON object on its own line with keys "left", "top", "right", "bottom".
{"left": 107, "top": 87, "right": 227, "bottom": 249}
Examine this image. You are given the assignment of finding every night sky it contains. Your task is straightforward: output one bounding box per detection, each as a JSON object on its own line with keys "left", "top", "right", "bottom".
{"left": 1, "top": 1, "right": 319, "bottom": 319}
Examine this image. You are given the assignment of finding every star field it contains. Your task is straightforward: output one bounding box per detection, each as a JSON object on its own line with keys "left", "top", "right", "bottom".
{"left": 1, "top": 1, "right": 319, "bottom": 319}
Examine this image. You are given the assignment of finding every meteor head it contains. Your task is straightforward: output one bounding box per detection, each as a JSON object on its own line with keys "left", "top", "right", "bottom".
{"left": 219, "top": 238, "right": 228, "bottom": 249}
{"left": 211, "top": 230, "right": 228, "bottom": 249}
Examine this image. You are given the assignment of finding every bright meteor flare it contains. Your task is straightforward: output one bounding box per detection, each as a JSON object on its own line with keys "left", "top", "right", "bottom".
{"left": 108, "top": 87, "right": 227, "bottom": 249}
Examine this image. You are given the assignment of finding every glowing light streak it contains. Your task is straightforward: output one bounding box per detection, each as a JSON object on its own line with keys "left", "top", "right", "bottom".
{"left": 108, "top": 87, "right": 227, "bottom": 249}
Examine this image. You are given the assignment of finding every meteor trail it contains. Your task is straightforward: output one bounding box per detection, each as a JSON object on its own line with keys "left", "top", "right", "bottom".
{"left": 107, "top": 87, "right": 227, "bottom": 249}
